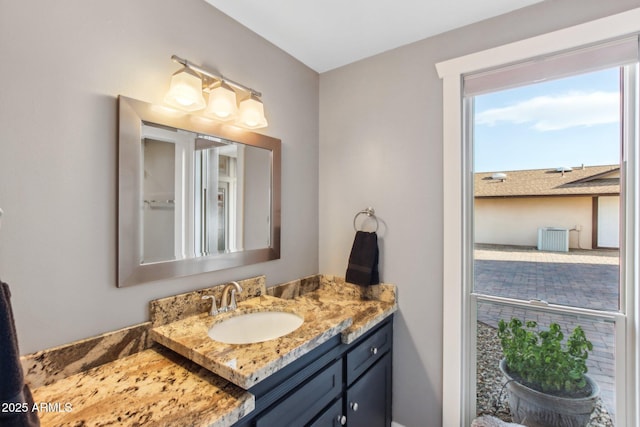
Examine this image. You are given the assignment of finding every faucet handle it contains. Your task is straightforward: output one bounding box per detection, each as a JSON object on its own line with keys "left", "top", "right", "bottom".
{"left": 202, "top": 295, "right": 218, "bottom": 316}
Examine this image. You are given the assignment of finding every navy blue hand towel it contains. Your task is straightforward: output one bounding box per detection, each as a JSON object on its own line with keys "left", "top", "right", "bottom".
{"left": 345, "top": 231, "right": 380, "bottom": 286}
{"left": 0, "top": 281, "right": 40, "bottom": 426}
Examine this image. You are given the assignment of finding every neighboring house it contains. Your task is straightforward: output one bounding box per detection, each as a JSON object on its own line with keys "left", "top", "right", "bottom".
{"left": 474, "top": 165, "right": 620, "bottom": 249}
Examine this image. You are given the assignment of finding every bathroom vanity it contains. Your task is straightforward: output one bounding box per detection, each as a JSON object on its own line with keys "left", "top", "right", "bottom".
{"left": 234, "top": 316, "right": 392, "bottom": 427}
{"left": 26, "top": 275, "right": 396, "bottom": 427}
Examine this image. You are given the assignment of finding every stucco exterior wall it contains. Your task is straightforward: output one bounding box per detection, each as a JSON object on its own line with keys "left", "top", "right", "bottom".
{"left": 474, "top": 196, "right": 593, "bottom": 248}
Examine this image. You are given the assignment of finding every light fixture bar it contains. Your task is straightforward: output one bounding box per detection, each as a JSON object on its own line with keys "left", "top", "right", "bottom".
{"left": 171, "top": 54, "right": 262, "bottom": 98}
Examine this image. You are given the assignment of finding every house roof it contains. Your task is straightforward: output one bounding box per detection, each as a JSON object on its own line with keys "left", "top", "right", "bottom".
{"left": 474, "top": 165, "right": 620, "bottom": 198}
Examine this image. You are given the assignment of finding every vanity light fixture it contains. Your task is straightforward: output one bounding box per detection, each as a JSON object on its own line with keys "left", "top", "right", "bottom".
{"left": 205, "top": 82, "right": 238, "bottom": 121}
{"left": 164, "top": 67, "right": 207, "bottom": 111}
{"left": 165, "top": 55, "right": 268, "bottom": 129}
{"left": 237, "top": 94, "right": 268, "bottom": 129}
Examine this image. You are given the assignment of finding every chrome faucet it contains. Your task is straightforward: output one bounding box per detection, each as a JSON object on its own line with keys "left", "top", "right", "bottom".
{"left": 219, "top": 281, "right": 243, "bottom": 313}
{"left": 201, "top": 281, "right": 243, "bottom": 316}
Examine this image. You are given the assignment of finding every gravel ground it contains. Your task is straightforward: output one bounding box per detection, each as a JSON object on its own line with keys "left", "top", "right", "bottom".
{"left": 476, "top": 322, "right": 614, "bottom": 426}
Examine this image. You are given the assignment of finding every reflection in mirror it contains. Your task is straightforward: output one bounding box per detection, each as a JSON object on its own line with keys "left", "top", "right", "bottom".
{"left": 142, "top": 136, "right": 176, "bottom": 263}
{"left": 118, "top": 96, "right": 281, "bottom": 287}
{"left": 140, "top": 124, "right": 272, "bottom": 263}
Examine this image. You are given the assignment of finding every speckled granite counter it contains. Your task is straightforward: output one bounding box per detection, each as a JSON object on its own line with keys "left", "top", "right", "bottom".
{"left": 151, "top": 278, "right": 397, "bottom": 389}
{"left": 25, "top": 275, "right": 396, "bottom": 427}
{"left": 151, "top": 295, "right": 352, "bottom": 389}
{"left": 30, "top": 346, "right": 253, "bottom": 427}
{"left": 296, "top": 275, "right": 397, "bottom": 344}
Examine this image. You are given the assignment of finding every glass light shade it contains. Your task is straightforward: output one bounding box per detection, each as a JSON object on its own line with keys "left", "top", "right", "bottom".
{"left": 237, "top": 96, "right": 268, "bottom": 129}
{"left": 164, "top": 68, "right": 206, "bottom": 111}
{"left": 204, "top": 84, "right": 238, "bottom": 121}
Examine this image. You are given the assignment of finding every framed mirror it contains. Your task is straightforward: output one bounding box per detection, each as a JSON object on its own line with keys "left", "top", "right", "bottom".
{"left": 118, "top": 96, "right": 281, "bottom": 287}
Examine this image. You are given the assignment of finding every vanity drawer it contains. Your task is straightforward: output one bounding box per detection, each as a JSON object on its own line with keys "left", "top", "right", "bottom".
{"left": 346, "top": 320, "right": 392, "bottom": 385}
{"left": 256, "top": 358, "right": 343, "bottom": 427}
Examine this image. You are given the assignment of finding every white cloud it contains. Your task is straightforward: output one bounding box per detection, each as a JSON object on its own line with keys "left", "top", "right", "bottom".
{"left": 475, "top": 91, "right": 619, "bottom": 131}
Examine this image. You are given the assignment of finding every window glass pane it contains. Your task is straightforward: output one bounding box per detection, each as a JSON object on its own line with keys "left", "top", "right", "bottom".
{"left": 471, "top": 66, "right": 624, "bottom": 426}
{"left": 476, "top": 300, "right": 617, "bottom": 425}
{"left": 474, "top": 245, "right": 620, "bottom": 311}
{"left": 472, "top": 67, "right": 621, "bottom": 312}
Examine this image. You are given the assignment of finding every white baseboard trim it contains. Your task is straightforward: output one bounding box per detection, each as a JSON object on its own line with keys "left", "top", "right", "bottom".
{"left": 391, "top": 422, "right": 406, "bottom": 427}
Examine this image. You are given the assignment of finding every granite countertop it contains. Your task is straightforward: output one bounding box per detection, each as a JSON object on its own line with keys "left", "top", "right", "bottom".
{"left": 300, "top": 279, "right": 397, "bottom": 344}
{"left": 151, "top": 282, "right": 397, "bottom": 389}
{"left": 29, "top": 278, "right": 396, "bottom": 427}
{"left": 31, "top": 346, "right": 253, "bottom": 427}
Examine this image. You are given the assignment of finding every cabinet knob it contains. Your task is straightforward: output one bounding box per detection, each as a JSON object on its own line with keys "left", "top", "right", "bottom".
{"left": 337, "top": 415, "right": 347, "bottom": 425}
{"left": 370, "top": 347, "right": 378, "bottom": 355}
{"left": 350, "top": 402, "right": 359, "bottom": 412}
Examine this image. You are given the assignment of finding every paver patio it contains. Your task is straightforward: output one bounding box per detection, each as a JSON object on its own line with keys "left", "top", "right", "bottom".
{"left": 474, "top": 244, "right": 619, "bottom": 420}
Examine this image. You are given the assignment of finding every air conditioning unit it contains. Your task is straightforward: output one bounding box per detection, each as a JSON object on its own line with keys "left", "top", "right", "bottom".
{"left": 537, "top": 227, "right": 569, "bottom": 252}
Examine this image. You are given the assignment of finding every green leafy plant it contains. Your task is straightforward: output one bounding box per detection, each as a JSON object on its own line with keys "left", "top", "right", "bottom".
{"left": 497, "top": 318, "right": 593, "bottom": 395}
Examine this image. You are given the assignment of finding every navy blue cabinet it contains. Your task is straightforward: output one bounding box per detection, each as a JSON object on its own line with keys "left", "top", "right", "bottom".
{"left": 345, "top": 352, "right": 392, "bottom": 427}
{"left": 234, "top": 316, "right": 393, "bottom": 427}
{"left": 308, "top": 399, "right": 345, "bottom": 427}
{"left": 255, "top": 358, "right": 342, "bottom": 426}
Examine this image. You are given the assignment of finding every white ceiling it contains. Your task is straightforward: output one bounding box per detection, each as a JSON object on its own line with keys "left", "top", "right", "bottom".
{"left": 205, "top": 0, "right": 544, "bottom": 73}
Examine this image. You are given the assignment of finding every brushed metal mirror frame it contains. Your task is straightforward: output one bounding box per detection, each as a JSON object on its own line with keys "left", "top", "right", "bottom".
{"left": 118, "top": 96, "right": 281, "bottom": 287}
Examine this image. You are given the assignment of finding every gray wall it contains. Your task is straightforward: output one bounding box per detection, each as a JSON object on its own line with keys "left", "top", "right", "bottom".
{"left": 318, "top": 1, "right": 640, "bottom": 425}
{"left": 0, "top": 0, "right": 319, "bottom": 354}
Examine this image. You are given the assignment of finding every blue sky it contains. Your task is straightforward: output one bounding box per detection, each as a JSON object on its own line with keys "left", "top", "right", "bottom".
{"left": 473, "top": 68, "right": 621, "bottom": 172}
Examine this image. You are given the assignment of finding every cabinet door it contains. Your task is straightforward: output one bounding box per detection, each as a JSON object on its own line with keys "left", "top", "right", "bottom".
{"left": 256, "top": 359, "right": 342, "bottom": 427}
{"left": 308, "top": 399, "right": 346, "bottom": 427}
{"left": 345, "top": 353, "right": 392, "bottom": 427}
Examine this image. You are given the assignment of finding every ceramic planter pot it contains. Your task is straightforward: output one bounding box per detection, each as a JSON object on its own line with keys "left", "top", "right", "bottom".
{"left": 499, "top": 359, "right": 599, "bottom": 427}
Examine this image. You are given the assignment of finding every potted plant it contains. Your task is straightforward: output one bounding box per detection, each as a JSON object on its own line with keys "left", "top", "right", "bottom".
{"left": 497, "top": 318, "right": 599, "bottom": 427}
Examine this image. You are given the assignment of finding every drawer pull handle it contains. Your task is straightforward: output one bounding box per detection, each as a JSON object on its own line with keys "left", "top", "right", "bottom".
{"left": 370, "top": 347, "right": 378, "bottom": 355}
{"left": 337, "top": 415, "right": 347, "bottom": 425}
{"left": 350, "top": 402, "right": 359, "bottom": 412}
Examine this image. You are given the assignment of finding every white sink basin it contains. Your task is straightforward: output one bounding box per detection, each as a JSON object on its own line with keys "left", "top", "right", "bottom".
{"left": 208, "top": 311, "right": 304, "bottom": 344}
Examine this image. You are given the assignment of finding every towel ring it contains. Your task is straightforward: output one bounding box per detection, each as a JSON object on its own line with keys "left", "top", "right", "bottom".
{"left": 353, "top": 207, "right": 379, "bottom": 232}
